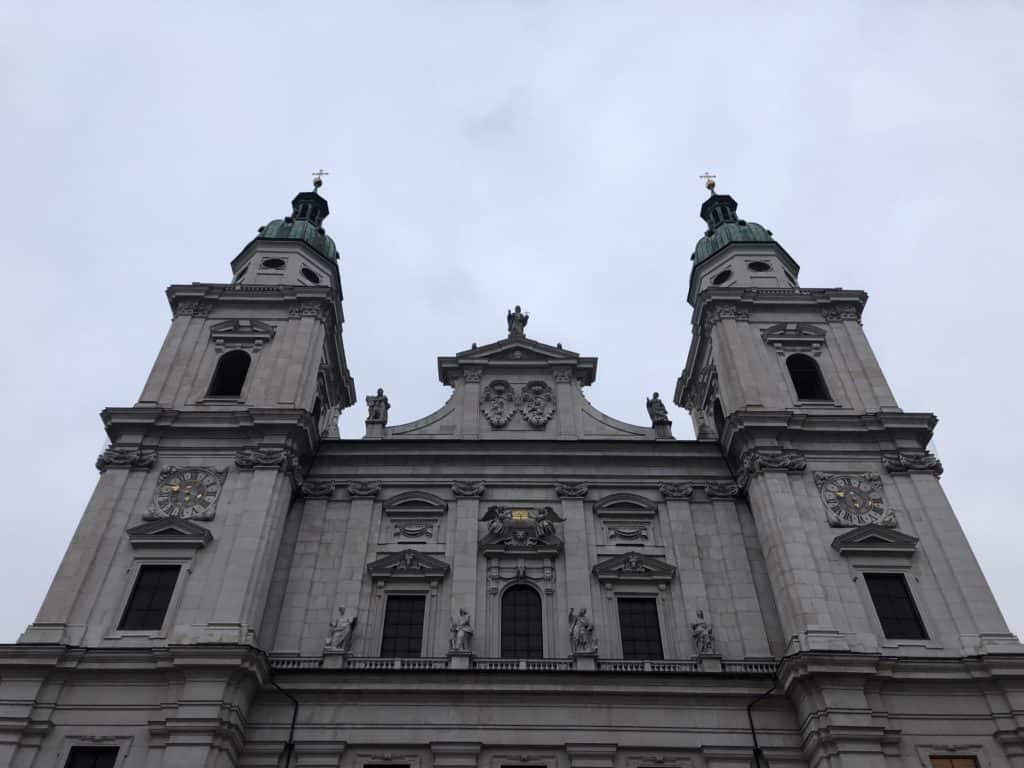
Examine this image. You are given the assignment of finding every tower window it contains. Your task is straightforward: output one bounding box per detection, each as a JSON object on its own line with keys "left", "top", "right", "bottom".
{"left": 618, "top": 597, "right": 663, "bottom": 659}
{"left": 501, "top": 585, "right": 543, "bottom": 658}
{"left": 380, "top": 595, "right": 425, "bottom": 657}
{"left": 208, "top": 350, "right": 251, "bottom": 398}
{"left": 118, "top": 564, "right": 180, "bottom": 631}
{"left": 786, "top": 354, "right": 830, "bottom": 400}
{"left": 712, "top": 399, "right": 725, "bottom": 437}
{"left": 711, "top": 269, "right": 732, "bottom": 286}
{"left": 65, "top": 747, "right": 120, "bottom": 768}
{"left": 300, "top": 267, "right": 322, "bottom": 284}
{"left": 865, "top": 573, "right": 927, "bottom": 640}
{"left": 260, "top": 257, "right": 286, "bottom": 270}
{"left": 747, "top": 261, "right": 771, "bottom": 272}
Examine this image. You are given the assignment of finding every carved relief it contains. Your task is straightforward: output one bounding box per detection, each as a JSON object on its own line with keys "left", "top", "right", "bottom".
{"left": 883, "top": 452, "right": 943, "bottom": 476}
{"left": 658, "top": 482, "right": 695, "bottom": 499}
{"left": 480, "top": 505, "right": 564, "bottom": 552}
{"left": 705, "top": 481, "right": 741, "bottom": 498}
{"left": 171, "top": 299, "right": 214, "bottom": 317}
{"left": 486, "top": 558, "right": 556, "bottom": 595}
{"left": 761, "top": 322, "right": 827, "bottom": 356}
{"left": 288, "top": 301, "right": 330, "bottom": 322}
{"left": 607, "top": 526, "right": 649, "bottom": 542}
{"left": 381, "top": 491, "right": 448, "bottom": 543}
{"left": 594, "top": 493, "right": 658, "bottom": 545}
{"left": 463, "top": 367, "right": 483, "bottom": 384}
{"left": 552, "top": 367, "right": 572, "bottom": 383}
{"left": 347, "top": 481, "right": 382, "bottom": 498}
{"left": 519, "top": 380, "right": 556, "bottom": 427}
{"left": 300, "top": 480, "right": 335, "bottom": 498}
{"left": 738, "top": 449, "right": 806, "bottom": 487}
{"left": 481, "top": 380, "right": 516, "bottom": 427}
{"left": 555, "top": 482, "right": 589, "bottom": 498}
{"left": 96, "top": 446, "right": 157, "bottom": 472}
{"left": 366, "top": 549, "right": 450, "bottom": 582}
{"left": 451, "top": 480, "right": 486, "bottom": 497}
{"left": 209, "top": 319, "right": 276, "bottom": 353}
{"left": 821, "top": 305, "right": 863, "bottom": 322}
{"left": 145, "top": 466, "right": 227, "bottom": 521}
{"left": 235, "top": 448, "right": 301, "bottom": 484}
{"left": 592, "top": 551, "right": 676, "bottom": 584}
{"left": 814, "top": 472, "right": 896, "bottom": 528}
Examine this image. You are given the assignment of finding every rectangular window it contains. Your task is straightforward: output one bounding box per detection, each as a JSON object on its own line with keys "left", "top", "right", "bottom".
{"left": 930, "top": 758, "right": 979, "bottom": 768}
{"left": 380, "top": 595, "right": 425, "bottom": 657}
{"left": 865, "top": 573, "right": 927, "bottom": 640}
{"left": 618, "top": 597, "right": 664, "bottom": 660}
{"left": 118, "top": 564, "right": 181, "bottom": 631}
{"left": 65, "top": 747, "right": 119, "bottom": 768}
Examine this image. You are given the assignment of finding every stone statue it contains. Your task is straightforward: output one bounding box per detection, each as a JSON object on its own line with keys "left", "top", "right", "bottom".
{"left": 507, "top": 305, "right": 529, "bottom": 337}
{"left": 325, "top": 606, "right": 357, "bottom": 653}
{"left": 569, "top": 607, "right": 597, "bottom": 654}
{"left": 691, "top": 610, "right": 716, "bottom": 656}
{"left": 366, "top": 388, "right": 390, "bottom": 425}
{"left": 646, "top": 392, "right": 671, "bottom": 426}
{"left": 449, "top": 609, "right": 473, "bottom": 652}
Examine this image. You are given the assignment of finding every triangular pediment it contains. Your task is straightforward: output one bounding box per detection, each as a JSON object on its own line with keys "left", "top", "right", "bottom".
{"left": 831, "top": 525, "right": 919, "bottom": 557}
{"left": 592, "top": 551, "right": 676, "bottom": 583}
{"left": 127, "top": 518, "right": 212, "bottom": 549}
{"left": 366, "top": 549, "right": 450, "bottom": 580}
{"left": 438, "top": 335, "right": 597, "bottom": 386}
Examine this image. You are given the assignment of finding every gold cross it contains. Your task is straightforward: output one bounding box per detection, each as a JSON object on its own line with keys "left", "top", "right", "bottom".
{"left": 699, "top": 172, "right": 716, "bottom": 192}
{"left": 312, "top": 169, "right": 330, "bottom": 188}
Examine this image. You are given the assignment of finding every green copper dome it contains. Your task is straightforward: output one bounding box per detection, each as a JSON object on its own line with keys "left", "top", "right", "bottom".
{"left": 692, "top": 220, "right": 775, "bottom": 265}
{"left": 254, "top": 187, "right": 339, "bottom": 260}
{"left": 691, "top": 192, "right": 776, "bottom": 266}
{"left": 256, "top": 218, "right": 339, "bottom": 261}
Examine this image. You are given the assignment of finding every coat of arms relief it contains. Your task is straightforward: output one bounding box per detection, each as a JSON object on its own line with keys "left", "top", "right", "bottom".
{"left": 480, "top": 380, "right": 556, "bottom": 428}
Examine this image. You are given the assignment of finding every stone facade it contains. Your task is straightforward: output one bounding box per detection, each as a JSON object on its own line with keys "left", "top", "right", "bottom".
{"left": 2, "top": 186, "right": 1023, "bottom": 768}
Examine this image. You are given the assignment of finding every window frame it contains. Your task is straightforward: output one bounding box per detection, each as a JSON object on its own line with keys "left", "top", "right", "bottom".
{"left": 499, "top": 583, "right": 545, "bottom": 660}
{"left": 616, "top": 595, "right": 665, "bottom": 660}
{"left": 106, "top": 556, "right": 191, "bottom": 642}
{"left": 379, "top": 593, "right": 428, "bottom": 658}
{"left": 863, "top": 571, "right": 928, "bottom": 641}
{"left": 914, "top": 745, "right": 989, "bottom": 768}
{"left": 785, "top": 352, "right": 832, "bottom": 402}
{"left": 851, "top": 564, "right": 941, "bottom": 650}
{"left": 206, "top": 349, "right": 253, "bottom": 399}
{"left": 57, "top": 737, "right": 133, "bottom": 768}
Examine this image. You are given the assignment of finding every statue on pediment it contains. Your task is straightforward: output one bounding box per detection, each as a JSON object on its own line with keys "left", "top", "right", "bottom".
{"left": 366, "top": 388, "right": 390, "bottom": 425}
{"left": 646, "top": 392, "right": 671, "bottom": 426}
{"left": 507, "top": 305, "right": 529, "bottom": 337}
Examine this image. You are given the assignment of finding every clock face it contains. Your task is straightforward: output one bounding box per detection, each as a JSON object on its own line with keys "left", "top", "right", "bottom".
{"left": 152, "top": 468, "right": 223, "bottom": 520}
{"left": 818, "top": 473, "right": 885, "bottom": 526}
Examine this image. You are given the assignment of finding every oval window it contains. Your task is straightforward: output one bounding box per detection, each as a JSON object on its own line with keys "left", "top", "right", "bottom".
{"left": 747, "top": 261, "right": 771, "bottom": 272}
{"left": 712, "top": 269, "right": 732, "bottom": 286}
{"left": 261, "top": 257, "right": 286, "bottom": 269}
{"left": 301, "top": 267, "right": 321, "bottom": 284}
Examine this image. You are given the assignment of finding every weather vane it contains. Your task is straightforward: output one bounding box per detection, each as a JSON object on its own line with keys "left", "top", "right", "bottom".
{"left": 312, "top": 169, "right": 330, "bottom": 189}
{"left": 699, "top": 172, "right": 716, "bottom": 193}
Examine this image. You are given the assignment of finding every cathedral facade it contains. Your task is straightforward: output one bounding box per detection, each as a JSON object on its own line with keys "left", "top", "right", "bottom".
{"left": 3, "top": 182, "right": 1023, "bottom": 768}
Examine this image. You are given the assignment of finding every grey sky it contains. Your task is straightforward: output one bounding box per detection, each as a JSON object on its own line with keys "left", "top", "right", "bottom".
{"left": 1, "top": 2, "right": 1022, "bottom": 643}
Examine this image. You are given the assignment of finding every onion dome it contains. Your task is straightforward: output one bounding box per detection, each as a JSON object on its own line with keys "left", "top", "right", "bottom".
{"left": 255, "top": 185, "right": 338, "bottom": 261}
{"left": 691, "top": 190, "right": 775, "bottom": 266}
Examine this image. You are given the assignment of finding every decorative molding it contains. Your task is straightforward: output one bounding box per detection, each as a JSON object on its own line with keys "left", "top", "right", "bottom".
{"left": 738, "top": 449, "right": 806, "bottom": 487}
{"left": 288, "top": 301, "right": 330, "bottom": 322}
{"left": 519, "top": 380, "right": 556, "bottom": 427}
{"left": 883, "top": 451, "right": 943, "bottom": 476}
{"left": 485, "top": 557, "right": 556, "bottom": 595}
{"left": 127, "top": 518, "right": 212, "bottom": 550}
{"left": 761, "top": 322, "right": 827, "bottom": 356}
{"left": 145, "top": 466, "right": 227, "bottom": 521}
{"left": 658, "top": 482, "right": 695, "bottom": 500}
{"left": 701, "top": 304, "right": 750, "bottom": 334}
{"left": 814, "top": 472, "right": 896, "bottom": 528}
{"left": 209, "top": 319, "right": 276, "bottom": 353}
{"left": 451, "top": 480, "right": 486, "bottom": 498}
{"left": 555, "top": 482, "right": 589, "bottom": 499}
{"left": 463, "top": 367, "right": 483, "bottom": 384}
{"left": 382, "top": 491, "right": 449, "bottom": 542}
{"left": 607, "top": 526, "right": 649, "bottom": 542}
{"left": 705, "top": 481, "right": 741, "bottom": 498}
{"left": 234, "top": 447, "right": 302, "bottom": 485}
{"left": 831, "top": 524, "right": 919, "bottom": 557}
{"left": 96, "top": 446, "right": 157, "bottom": 472}
{"left": 481, "top": 380, "right": 516, "bottom": 427}
{"left": 592, "top": 551, "right": 676, "bottom": 584}
{"left": 366, "top": 549, "right": 450, "bottom": 582}
{"left": 347, "top": 481, "right": 382, "bottom": 498}
{"left": 594, "top": 493, "right": 658, "bottom": 514}
{"left": 171, "top": 299, "right": 214, "bottom": 318}
{"left": 552, "top": 367, "right": 573, "bottom": 383}
{"left": 480, "top": 505, "right": 564, "bottom": 553}
{"left": 821, "top": 304, "right": 863, "bottom": 323}
{"left": 300, "top": 480, "right": 335, "bottom": 498}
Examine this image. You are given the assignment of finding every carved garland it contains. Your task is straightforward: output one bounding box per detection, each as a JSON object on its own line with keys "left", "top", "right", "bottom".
{"left": 234, "top": 447, "right": 303, "bottom": 485}
{"left": 882, "top": 452, "right": 943, "bottom": 476}
{"left": 96, "top": 446, "right": 157, "bottom": 472}
{"left": 737, "top": 449, "right": 807, "bottom": 487}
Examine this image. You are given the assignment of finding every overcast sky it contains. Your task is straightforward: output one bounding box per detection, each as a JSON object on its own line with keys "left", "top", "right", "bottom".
{"left": 1, "top": 2, "right": 1022, "bottom": 644}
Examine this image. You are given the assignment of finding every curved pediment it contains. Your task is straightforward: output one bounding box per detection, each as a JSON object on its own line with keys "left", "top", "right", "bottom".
{"left": 382, "top": 491, "right": 449, "bottom": 516}
{"left": 593, "top": 493, "right": 659, "bottom": 515}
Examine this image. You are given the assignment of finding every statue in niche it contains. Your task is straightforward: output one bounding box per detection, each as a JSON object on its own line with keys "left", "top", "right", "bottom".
{"left": 691, "top": 610, "right": 717, "bottom": 656}
{"left": 449, "top": 609, "right": 473, "bottom": 652}
{"left": 507, "top": 305, "right": 529, "bottom": 337}
{"left": 646, "top": 392, "right": 671, "bottom": 426}
{"left": 569, "top": 607, "right": 597, "bottom": 653}
{"left": 366, "top": 388, "right": 390, "bottom": 424}
{"left": 325, "top": 606, "right": 357, "bottom": 653}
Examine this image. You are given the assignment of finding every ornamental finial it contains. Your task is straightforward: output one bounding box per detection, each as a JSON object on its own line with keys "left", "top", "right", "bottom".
{"left": 700, "top": 172, "right": 716, "bottom": 194}
{"left": 312, "top": 169, "right": 330, "bottom": 190}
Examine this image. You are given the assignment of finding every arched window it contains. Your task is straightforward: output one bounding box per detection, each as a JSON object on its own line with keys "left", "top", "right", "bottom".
{"left": 786, "top": 354, "right": 830, "bottom": 400}
{"left": 501, "top": 585, "right": 543, "bottom": 659}
{"left": 208, "top": 350, "right": 251, "bottom": 397}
